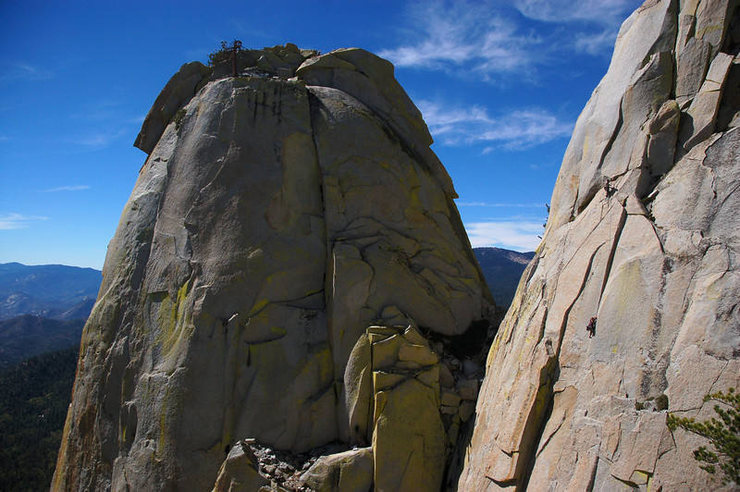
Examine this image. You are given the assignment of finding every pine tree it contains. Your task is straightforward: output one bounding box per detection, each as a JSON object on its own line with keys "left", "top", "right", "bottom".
{"left": 667, "top": 388, "right": 740, "bottom": 485}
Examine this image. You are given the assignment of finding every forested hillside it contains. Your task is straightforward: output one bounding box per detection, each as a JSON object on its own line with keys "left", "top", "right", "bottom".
{"left": 0, "top": 348, "right": 78, "bottom": 491}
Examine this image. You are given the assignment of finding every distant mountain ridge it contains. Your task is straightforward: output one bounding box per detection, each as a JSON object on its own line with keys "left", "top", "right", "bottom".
{"left": 473, "top": 247, "right": 535, "bottom": 308}
{"left": 0, "top": 250, "right": 534, "bottom": 369}
{"left": 0, "top": 251, "right": 532, "bottom": 356}
{"left": 0, "top": 315, "right": 85, "bottom": 369}
{"left": 0, "top": 263, "right": 101, "bottom": 321}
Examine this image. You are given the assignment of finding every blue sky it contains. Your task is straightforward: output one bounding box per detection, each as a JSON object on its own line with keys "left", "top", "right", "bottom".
{"left": 0, "top": 0, "right": 642, "bottom": 269}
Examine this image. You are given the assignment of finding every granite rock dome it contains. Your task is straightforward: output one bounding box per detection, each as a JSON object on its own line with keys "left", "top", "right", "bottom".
{"left": 53, "top": 44, "right": 494, "bottom": 491}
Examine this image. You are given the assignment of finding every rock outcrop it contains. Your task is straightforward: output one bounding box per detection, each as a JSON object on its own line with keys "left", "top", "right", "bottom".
{"left": 458, "top": 0, "right": 739, "bottom": 490}
{"left": 52, "top": 44, "right": 493, "bottom": 491}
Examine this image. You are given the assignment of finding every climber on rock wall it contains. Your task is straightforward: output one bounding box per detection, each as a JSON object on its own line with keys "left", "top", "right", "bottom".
{"left": 586, "top": 316, "right": 597, "bottom": 338}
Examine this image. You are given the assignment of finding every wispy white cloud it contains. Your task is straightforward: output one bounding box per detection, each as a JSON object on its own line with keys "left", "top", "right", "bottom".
{"left": 41, "top": 185, "right": 90, "bottom": 192}
{"left": 0, "top": 213, "right": 48, "bottom": 230}
{"left": 59, "top": 99, "right": 140, "bottom": 149}
{"left": 528, "top": 161, "right": 556, "bottom": 170}
{"left": 573, "top": 28, "right": 623, "bottom": 55}
{"left": 70, "top": 102, "right": 143, "bottom": 141}
{"left": 419, "top": 100, "right": 573, "bottom": 149}
{"left": 512, "top": 0, "right": 637, "bottom": 25}
{"left": 76, "top": 134, "right": 113, "bottom": 147}
{"left": 0, "top": 63, "right": 53, "bottom": 83}
{"left": 71, "top": 129, "right": 127, "bottom": 149}
{"left": 512, "top": 0, "right": 640, "bottom": 55}
{"left": 70, "top": 101, "right": 123, "bottom": 121}
{"left": 379, "top": 1, "right": 536, "bottom": 78}
{"left": 465, "top": 220, "right": 543, "bottom": 251}
{"left": 380, "top": 0, "right": 638, "bottom": 76}
{"left": 478, "top": 109, "right": 574, "bottom": 149}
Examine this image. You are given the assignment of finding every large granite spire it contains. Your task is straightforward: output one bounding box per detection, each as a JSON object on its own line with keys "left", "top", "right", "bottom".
{"left": 53, "top": 45, "right": 494, "bottom": 491}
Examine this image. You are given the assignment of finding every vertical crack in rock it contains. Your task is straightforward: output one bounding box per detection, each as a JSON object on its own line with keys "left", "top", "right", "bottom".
{"left": 306, "top": 87, "right": 340, "bottom": 441}
{"left": 598, "top": 205, "right": 629, "bottom": 304}
{"left": 576, "top": 101, "right": 625, "bottom": 215}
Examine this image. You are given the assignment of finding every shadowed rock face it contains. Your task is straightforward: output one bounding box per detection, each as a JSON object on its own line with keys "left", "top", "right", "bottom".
{"left": 458, "top": 0, "right": 739, "bottom": 490}
{"left": 52, "top": 44, "right": 493, "bottom": 491}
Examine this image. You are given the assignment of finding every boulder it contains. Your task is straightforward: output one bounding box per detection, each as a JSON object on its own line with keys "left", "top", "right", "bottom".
{"left": 680, "top": 52, "right": 734, "bottom": 151}
{"left": 212, "top": 441, "right": 270, "bottom": 492}
{"left": 298, "top": 447, "right": 373, "bottom": 492}
{"left": 343, "top": 324, "right": 459, "bottom": 491}
{"left": 373, "top": 378, "right": 446, "bottom": 491}
{"left": 134, "top": 61, "right": 211, "bottom": 154}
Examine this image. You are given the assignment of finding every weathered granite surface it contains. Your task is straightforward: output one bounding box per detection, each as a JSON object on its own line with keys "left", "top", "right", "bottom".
{"left": 52, "top": 45, "right": 493, "bottom": 491}
{"left": 458, "top": 0, "right": 739, "bottom": 490}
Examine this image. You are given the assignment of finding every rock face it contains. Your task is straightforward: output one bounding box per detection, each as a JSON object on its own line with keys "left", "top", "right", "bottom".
{"left": 52, "top": 44, "right": 493, "bottom": 491}
{"left": 458, "top": 0, "right": 739, "bottom": 490}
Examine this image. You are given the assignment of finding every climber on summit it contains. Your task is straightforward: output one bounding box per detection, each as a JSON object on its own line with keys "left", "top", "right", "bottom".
{"left": 586, "top": 316, "right": 597, "bottom": 338}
